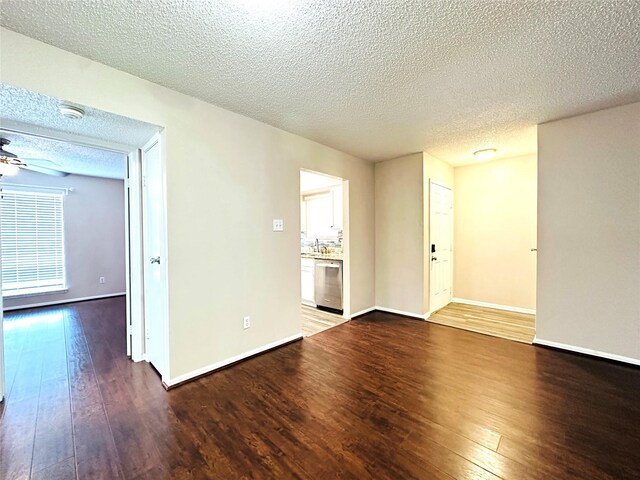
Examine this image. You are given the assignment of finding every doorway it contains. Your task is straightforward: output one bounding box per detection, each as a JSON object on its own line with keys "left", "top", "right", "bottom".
{"left": 299, "top": 169, "right": 350, "bottom": 336}
{"left": 0, "top": 88, "right": 169, "bottom": 400}
{"left": 427, "top": 151, "right": 537, "bottom": 344}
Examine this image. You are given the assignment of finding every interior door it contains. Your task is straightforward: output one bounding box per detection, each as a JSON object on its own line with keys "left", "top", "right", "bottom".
{"left": 429, "top": 181, "right": 453, "bottom": 313}
{"left": 124, "top": 161, "right": 132, "bottom": 358}
{"left": 141, "top": 135, "right": 167, "bottom": 375}
{"left": 125, "top": 150, "right": 145, "bottom": 362}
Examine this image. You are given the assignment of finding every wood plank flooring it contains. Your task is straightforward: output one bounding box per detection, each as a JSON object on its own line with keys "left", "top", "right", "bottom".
{"left": 429, "top": 302, "right": 536, "bottom": 344}
{"left": 301, "top": 304, "right": 347, "bottom": 336}
{"left": 2, "top": 298, "right": 640, "bottom": 479}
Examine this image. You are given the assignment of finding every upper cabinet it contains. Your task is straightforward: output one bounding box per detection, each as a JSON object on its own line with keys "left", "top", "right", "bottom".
{"left": 301, "top": 184, "right": 343, "bottom": 237}
{"left": 305, "top": 191, "right": 333, "bottom": 237}
{"left": 331, "top": 186, "right": 343, "bottom": 230}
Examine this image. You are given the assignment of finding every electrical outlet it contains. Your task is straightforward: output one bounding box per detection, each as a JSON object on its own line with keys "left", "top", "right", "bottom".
{"left": 99, "top": 277, "right": 105, "bottom": 284}
{"left": 243, "top": 316, "right": 251, "bottom": 329}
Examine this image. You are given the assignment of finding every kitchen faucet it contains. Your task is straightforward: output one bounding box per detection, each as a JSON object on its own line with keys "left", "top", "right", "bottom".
{"left": 315, "top": 238, "right": 319, "bottom": 252}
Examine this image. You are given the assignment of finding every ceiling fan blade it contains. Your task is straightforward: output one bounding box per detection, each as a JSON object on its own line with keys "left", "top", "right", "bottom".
{"left": 20, "top": 164, "right": 70, "bottom": 177}
{"left": 21, "top": 157, "right": 60, "bottom": 167}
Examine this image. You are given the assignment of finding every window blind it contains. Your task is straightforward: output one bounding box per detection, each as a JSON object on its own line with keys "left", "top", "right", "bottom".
{"left": 0, "top": 188, "right": 66, "bottom": 297}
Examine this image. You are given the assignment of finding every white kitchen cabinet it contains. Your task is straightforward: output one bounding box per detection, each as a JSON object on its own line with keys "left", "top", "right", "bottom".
{"left": 304, "top": 192, "right": 333, "bottom": 237}
{"left": 331, "top": 186, "right": 343, "bottom": 230}
{"left": 301, "top": 258, "right": 315, "bottom": 306}
{"left": 301, "top": 185, "right": 343, "bottom": 237}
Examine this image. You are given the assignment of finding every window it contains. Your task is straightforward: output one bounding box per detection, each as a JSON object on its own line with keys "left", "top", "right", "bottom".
{"left": 0, "top": 188, "right": 66, "bottom": 297}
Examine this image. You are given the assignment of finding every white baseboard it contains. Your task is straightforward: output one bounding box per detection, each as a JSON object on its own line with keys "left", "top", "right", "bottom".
{"left": 349, "top": 306, "right": 375, "bottom": 319}
{"left": 452, "top": 297, "right": 536, "bottom": 315}
{"left": 533, "top": 337, "right": 640, "bottom": 366}
{"left": 375, "top": 306, "right": 429, "bottom": 320}
{"left": 3, "top": 292, "right": 126, "bottom": 311}
{"left": 165, "top": 333, "right": 303, "bottom": 387}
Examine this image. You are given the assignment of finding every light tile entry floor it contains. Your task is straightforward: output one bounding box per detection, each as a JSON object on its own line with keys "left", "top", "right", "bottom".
{"left": 428, "top": 302, "right": 536, "bottom": 344}
{"left": 301, "top": 304, "right": 348, "bottom": 336}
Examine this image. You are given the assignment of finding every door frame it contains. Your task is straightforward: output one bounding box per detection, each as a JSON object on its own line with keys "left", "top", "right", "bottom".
{"left": 140, "top": 132, "right": 171, "bottom": 381}
{"left": 428, "top": 179, "right": 454, "bottom": 313}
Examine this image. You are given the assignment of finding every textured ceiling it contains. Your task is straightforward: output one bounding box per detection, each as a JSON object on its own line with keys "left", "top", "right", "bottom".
{"left": 0, "top": 130, "right": 127, "bottom": 180}
{"left": 0, "top": 84, "right": 159, "bottom": 178}
{"left": 430, "top": 125, "right": 538, "bottom": 167}
{"left": 1, "top": 1, "right": 639, "bottom": 163}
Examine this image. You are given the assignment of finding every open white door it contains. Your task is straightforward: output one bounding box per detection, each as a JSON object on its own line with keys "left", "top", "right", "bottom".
{"left": 125, "top": 160, "right": 132, "bottom": 357}
{"left": 141, "top": 134, "right": 169, "bottom": 378}
{"left": 126, "top": 150, "right": 145, "bottom": 362}
{"left": 429, "top": 181, "right": 453, "bottom": 313}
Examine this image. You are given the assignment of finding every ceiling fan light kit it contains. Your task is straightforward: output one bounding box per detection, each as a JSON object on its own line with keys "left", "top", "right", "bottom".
{"left": 0, "top": 137, "right": 70, "bottom": 177}
{"left": 0, "top": 161, "right": 21, "bottom": 176}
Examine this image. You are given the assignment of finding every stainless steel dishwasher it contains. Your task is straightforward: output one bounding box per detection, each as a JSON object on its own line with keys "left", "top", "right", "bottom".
{"left": 314, "top": 260, "right": 343, "bottom": 312}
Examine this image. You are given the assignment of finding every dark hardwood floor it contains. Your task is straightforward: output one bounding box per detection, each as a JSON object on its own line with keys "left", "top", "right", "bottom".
{"left": 2, "top": 297, "right": 640, "bottom": 479}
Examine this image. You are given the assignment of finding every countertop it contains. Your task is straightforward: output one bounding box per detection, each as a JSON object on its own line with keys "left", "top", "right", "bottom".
{"left": 301, "top": 252, "right": 343, "bottom": 261}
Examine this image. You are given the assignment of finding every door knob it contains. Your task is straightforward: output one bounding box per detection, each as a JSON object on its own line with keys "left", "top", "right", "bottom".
{"left": 431, "top": 256, "right": 437, "bottom": 261}
{"left": 530, "top": 248, "right": 537, "bottom": 252}
{"left": 150, "top": 256, "right": 161, "bottom": 264}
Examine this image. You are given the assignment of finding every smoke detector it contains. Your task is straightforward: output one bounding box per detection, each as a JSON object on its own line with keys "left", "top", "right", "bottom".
{"left": 59, "top": 104, "right": 85, "bottom": 119}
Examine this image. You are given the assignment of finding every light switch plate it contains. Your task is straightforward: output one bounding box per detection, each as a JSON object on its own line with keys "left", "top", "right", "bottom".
{"left": 273, "top": 219, "right": 284, "bottom": 232}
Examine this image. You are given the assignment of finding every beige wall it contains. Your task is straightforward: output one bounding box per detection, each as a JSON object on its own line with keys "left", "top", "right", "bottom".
{"left": 423, "top": 153, "right": 454, "bottom": 313}
{"left": 375, "top": 153, "right": 424, "bottom": 315}
{"left": 373, "top": 152, "right": 454, "bottom": 316}
{"left": 3, "top": 170, "right": 126, "bottom": 309}
{"left": 453, "top": 154, "right": 537, "bottom": 310}
{"left": 0, "top": 28, "right": 375, "bottom": 382}
{"left": 537, "top": 102, "right": 640, "bottom": 361}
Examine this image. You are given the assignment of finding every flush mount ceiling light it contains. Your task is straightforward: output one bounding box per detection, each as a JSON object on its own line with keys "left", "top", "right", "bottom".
{"left": 473, "top": 148, "right": 497, "bottom": 161}
{"left": 59, "top": 104, "right": 85, "bottom": 119}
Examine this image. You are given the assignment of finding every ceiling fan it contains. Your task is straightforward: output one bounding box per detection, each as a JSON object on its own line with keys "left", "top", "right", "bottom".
{"left": 0, "top": 138, "right": 70, "bottom": 177}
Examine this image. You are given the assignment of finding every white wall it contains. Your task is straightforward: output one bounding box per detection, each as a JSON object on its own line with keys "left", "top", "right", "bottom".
{"left": 0, "top": 28, "right": 375, "bottom": 382}
{"left": 2, "top": 170, "right": 125, "bottom": 309}
{"left": 375, "top": 153, "right": 424, "bottom": 315}
{"left": 537, "top": 102, "right": 640, "bottom": 362}
{"left": 453, "top": 154, "right": 537, "bottom": 310}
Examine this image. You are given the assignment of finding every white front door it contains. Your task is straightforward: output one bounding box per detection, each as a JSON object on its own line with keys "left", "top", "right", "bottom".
{"left": 141, "top": 135, "right": 167, "bottom": 376}
{"left": 429, "top": 181, "right": 453, "bottom": 313}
